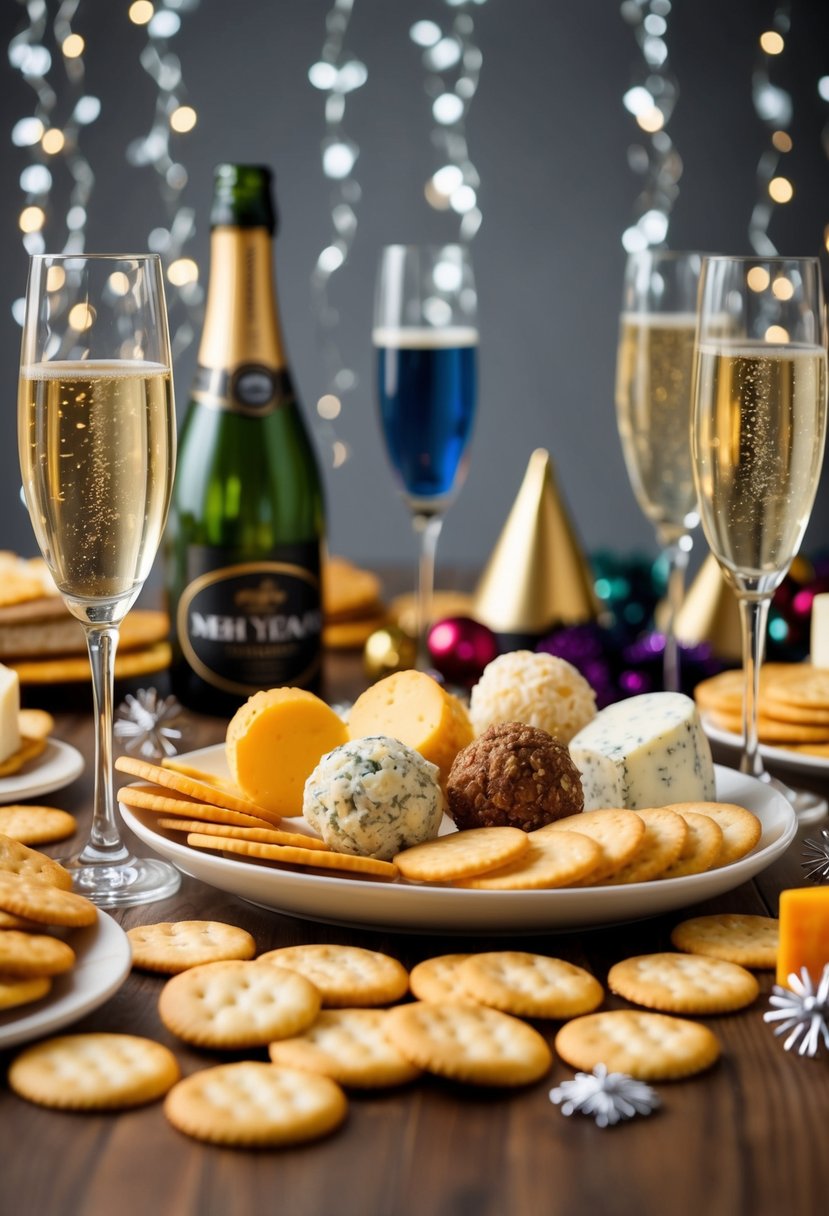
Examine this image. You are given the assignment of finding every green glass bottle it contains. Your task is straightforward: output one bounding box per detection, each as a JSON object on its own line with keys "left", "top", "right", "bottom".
{"left": 167, "top": 164, "right": 325, "bottom": 715}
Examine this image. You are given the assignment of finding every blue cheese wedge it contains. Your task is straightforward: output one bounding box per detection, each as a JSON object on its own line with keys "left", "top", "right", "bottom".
{"left": 569, "top": 692, "right": 715, "bottom": 810}
{"left": 302, "top": 735, "right": 445, "bottom": 861}
{"left": 569, "top": 746, "right": 625, "bottom": 810}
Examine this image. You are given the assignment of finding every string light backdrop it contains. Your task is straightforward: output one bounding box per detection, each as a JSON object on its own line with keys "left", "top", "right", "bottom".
{"left": 748, "top": 4, "right": 794, "bottom": 256}
{"left": 9, "top": 0, "right": 101, "bottom": 323}
{"left": 619, "top": 0, "right": 681, "bottom": 252}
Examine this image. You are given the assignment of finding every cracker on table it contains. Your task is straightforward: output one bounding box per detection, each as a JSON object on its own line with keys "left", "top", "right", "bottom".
{"left": 114, "top": 754, "right": 279, "bottom": 823}
{"left": 393, "top": 826, "right": 529, "bottom": 883}
{"left": 0, "top": 833, "right": 72, "bottom": 890}
{"left": 408, "top": 954, "right": 476, "bottom": 1004}
{"left": 0, "top": 871, "right": 97, "bottom": 927}
{"left": 659, "top": 810, "right": 723, "bottom": 880}
{"left": 665, "top": 802, "right": 761, "bottom": 867}
{"left": 156, "top": 817, "right": 328, "bottom": 850}
{"left": 164, "top": 1061, "right": 347, "bottom": 1148}
{"left": 268, "top": 1008, "right": 422, "bottom": 1089}
{"left": 118, "top": 784, "right": 275, "bottom": 829}
{"left": 8, "top": 1033, "right": 180, "bottom": 1110}
{"left": 603, "top": 808, "right": 688, "bottom": 885}
{"left": 452, "top": 830, "right": 600, "bottom": 890}
{"left": 670, "top": 913, "right": 778, "bottom": 969}
{"left": 0, "top": 806, "right": 76, "bottom": 845}
{"left": 554, "top": 1010, "right": 720, "bottom": 1081}
{"left": 535, "top": 809, "right": 646, "bottom": 883}
{"left": 158, "top": 959, "right": 321, "bottom": 1049}
{"left": 0, "top": 972, "right": 51, "bottom": 1010}
{"left": 457, "top": 952, "right": 603, "bottom": 1020}
{"left": 257, "top": 944, "right": 409, "bottom": 1008}
{"left": 607, "top": 952, "right": 759, "bottom": 1014}
{"left": 0, "top": 929, "right": 75, "bottom": 977}
{"left": 127, "top": 920, "right": 257, "bottom": 974}
{"left": 186, "top": 832, "right": 399, "bottom": 879}
{"left": 384, "top": 1000, "right": 553, "bottom": 1087}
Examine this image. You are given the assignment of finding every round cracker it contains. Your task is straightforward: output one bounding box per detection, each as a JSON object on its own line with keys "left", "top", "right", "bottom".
{"left": 665, "top": 802, "right": 761, "bottom": 866}
{"left": 10, "top": 641, "right": 171, "bottom": 684}
{"left": 0, "top": 972, "right": 51, "bottom": 1010}
{"left": 17, "top": 709, "right": 54, "bottom": 740}
{"left": 9, "top": 1033, "right": 180, "bottom": 1109}
{"left": 0, "top": 806, "right": 76, "bottom": 845}
{"left": 765, "top": 665, "right": 829, "bottom": 709}
{"left": 257, "top": 944, "right": 408, "bottom": 1008}
{"left": 608, "top": 952, "right": 759, "bottom": 1014}
{"left": 0, "top": 736, "right": 46, "bottom": 777}
{"left": 457, "top": 952, "right": 604, "bottom": 1019}
{"left": 604, "top": 808, "right": 688, "bottom": 885}
{"left": 659, "top": 811, "right": 723, "bottom": 880}
{"left": 554, "top": 1010, "right": 720, "bottom": 1080}
{"left": 384, "top": 1000, "right": 553, "bottom": 1087}
{"left": 535, "top": 808, "right": 646, "bottom": 883}
{"left": 164, "top": 1061, "right": 347, "bottom": 1147}
{"left": 409, "top": 954, "right": 476, "bottom": 1003}
{"left": 670, "top": 913, "right": 779, "bottom": 969}
{"left": 0, "top": 872, "right": 97, "bottom": 927}
{"left": 268, "top": 1009, "right": 422, "bottom": 1088}
{"left": 0, "top": 833, "right": 72, "bottom": 890}
{"left": 393, "top": 826, "right": 529, "bottom": 883}
{"left": 0, "top": 929, "right": 75, "bottom": 977}
{"left": 127, "top": 920, "right": 257, "bottom": 974}
{"left": 452, "top": 830, "right": 600, "bottom": 890}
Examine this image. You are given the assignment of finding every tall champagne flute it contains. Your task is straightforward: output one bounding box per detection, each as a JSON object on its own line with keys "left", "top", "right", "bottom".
{"left": 615, "top": 250, "right": 703, "bottom": 691}
{"left": 373, "top": 245, "right": 478, "bottom": 661}
{"left": 18, "top": 254, "right": 182, "bottom": 904}
{"left": 691, "top": 255, "right": 828, "bottom": 822}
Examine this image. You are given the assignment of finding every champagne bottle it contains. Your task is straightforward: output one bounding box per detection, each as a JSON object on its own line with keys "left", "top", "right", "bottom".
{"left": 167, "top": 164, "right": 325, "bottom": 715}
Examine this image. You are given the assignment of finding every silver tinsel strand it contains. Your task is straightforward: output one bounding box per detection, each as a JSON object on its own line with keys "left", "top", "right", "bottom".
{"left": 114, "top": 688, "right": 185, "bottom": 759}
{"left": 801, "top": 827, "right": 829, "bottom": 883}
{"left": 763, "top": 964, "right": 829, "bottom": 1058}
{"left": 550, "top": 1064, "right": 660, "bottom": 1127}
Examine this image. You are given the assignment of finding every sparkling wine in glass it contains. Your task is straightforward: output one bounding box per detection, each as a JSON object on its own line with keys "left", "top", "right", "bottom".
{"left": 373, "top": 245, "right": 478, "bottom": 661}
{"left": 691, "top": 254, "right": 828, "bottom": 822}
{"left": 18, "top": 253, "right": 182, "bottom": 904}
{"left": 615, "top": 250, "right": 703, "bottom": 691}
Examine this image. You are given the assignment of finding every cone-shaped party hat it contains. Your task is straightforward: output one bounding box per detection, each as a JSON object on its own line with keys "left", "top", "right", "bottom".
{"left": 674, "top": 551, "right": 742, "bottom": 661}
{"left": 472, "top": 448, "right": 598, "bottom": 642}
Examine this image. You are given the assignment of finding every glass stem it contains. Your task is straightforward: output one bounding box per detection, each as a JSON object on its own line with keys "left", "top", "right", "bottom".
{"left": 78, "top": 623, "right": 130, "bottom": 864}
{"left": 661, "top": 536, "right": 690, "bottom": 694}
{"left": 737, "top": 594, "right": 771, "bottom": 781}
{"left": 413, "top": 512, "right": 444, "bottom": 668}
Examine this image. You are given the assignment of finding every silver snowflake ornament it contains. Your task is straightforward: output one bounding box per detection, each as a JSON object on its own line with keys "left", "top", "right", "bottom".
{"left": 549, "top": 1064, "right": 660, "bottom": 1128}
{"left": 763, "top": 964, "right": 829, "bottom": 1058}
{"left": 114, "top": 688, "right": 185, "bottom": 759}
{"left": 801, "top": 828, "right": 829, "bottom": 883}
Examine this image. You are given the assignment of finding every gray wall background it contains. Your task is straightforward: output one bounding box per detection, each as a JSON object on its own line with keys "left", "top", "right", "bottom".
{"left": 2, "top": 0, "right": 829, "bottom": 592}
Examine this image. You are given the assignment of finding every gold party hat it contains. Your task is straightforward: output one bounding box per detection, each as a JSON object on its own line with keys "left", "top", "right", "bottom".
{"left": 674, "top": 552, "right": 743, "bottom": 661}
{"left": 472, "top": 448, "right": 598, "bottom": 637}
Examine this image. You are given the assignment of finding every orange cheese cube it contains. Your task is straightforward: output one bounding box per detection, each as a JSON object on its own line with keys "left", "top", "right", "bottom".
{"left": 347, "top": 670, "right": 473, "bottom": 786}
{"left": 226, "top": 688, "right": 348, "bottom": 818}
{"left": 776, "top": 886, "right": 829, "bottom": 988}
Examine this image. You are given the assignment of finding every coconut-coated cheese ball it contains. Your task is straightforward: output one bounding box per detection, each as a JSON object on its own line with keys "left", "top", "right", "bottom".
{"left": 469, "top": 651, "right": 597, "bottom": 742}
{"left": 446, "top": 721, "right": 584, "bottom": 832}
{"left": 303, "top": 735, "right": 445, "bottom": 860}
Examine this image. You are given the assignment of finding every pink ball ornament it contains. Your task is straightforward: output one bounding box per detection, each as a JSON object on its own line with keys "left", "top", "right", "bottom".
{"left": 427, "top": 616, "right": 499, "bottom": 687}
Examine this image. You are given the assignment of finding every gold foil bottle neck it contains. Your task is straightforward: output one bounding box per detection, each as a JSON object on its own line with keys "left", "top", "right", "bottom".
{"left": 472, "top": 448, "right": 598, "bottom": 636}
{"left": 198, "top": 227, "right": 286, "bottom": 372}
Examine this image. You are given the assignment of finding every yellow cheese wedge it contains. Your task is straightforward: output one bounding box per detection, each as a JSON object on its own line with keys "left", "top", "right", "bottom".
{"left": 0, "top": 663, "right": 21, "bottom": 764}
{"left": 226, "top": 688, "right": 348, "bottom": 818}
{"left": 777, "top": 886, "right": 829, "bottom": 988}
{"left": 347, "top": 670, "right": 473, "bottom": 785}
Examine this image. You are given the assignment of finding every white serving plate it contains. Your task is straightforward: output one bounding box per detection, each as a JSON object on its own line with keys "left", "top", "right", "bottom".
{"left": 704, "top": 718, "right": 829, "bottom": 778}
{"left": 0, "top": 738, "right": 84, "bottom": 805}
{"left": 118, "top": 746, "right": 797, "bottom": 934}
{"left": 0, "top": 912, "right": 132, "bottom": 1050}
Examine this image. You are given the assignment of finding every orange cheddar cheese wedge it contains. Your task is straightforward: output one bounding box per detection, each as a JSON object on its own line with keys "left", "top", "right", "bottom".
{"left": 776, "top": 886, "right": 829, "bottom": 988}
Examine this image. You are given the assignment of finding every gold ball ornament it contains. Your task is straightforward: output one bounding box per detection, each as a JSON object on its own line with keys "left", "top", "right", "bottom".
{"left": 363, "top": 625, "right": 417, "bottom": 680}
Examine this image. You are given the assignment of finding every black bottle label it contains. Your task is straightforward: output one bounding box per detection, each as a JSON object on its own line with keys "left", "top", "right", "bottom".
{"left": 190, "top": 365, "right": 294, "bottom": 417}
{"left": 176, "top": 545, "right": 322, "bottom": 696}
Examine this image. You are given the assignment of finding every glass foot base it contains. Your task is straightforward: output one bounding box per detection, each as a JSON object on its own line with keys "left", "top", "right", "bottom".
{"left": 787, "top": 789, "right": 828, "bottom": 826}
{"left": 60, "top": 853, "right": 182, "bottom": 909}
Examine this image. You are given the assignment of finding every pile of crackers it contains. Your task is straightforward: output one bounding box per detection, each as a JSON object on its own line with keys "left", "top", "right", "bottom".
{"left": 695, "top": 664, "right": 829, "bottom": 756}
{"left": 322, "top": 557, "right": 386, "bottom": 650}
{"left": 114, "top": 754, "right": 763, "bottom": 890}
{"left": 0, "top": 553, "right": 170, "bottom": 684}
{"left": 4, "top": 912, "right": 779, "bottom": 1147}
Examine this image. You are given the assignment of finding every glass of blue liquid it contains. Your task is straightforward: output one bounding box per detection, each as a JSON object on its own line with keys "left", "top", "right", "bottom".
{"left": 373, "top": 245, "right": 478, "bottom": 663}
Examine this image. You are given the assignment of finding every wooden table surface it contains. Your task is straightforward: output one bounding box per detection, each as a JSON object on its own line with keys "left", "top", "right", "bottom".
{"left": 2, "top": 649, "right": 829, "bottom": 1216}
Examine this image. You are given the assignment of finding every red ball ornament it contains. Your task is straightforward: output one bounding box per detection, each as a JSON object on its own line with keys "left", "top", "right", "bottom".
{"left": 427, "top": 616, "right": 499, "bottom": 687}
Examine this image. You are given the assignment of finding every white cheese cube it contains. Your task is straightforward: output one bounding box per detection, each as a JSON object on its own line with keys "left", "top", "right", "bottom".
{"left": 0, "top": 664, "right": 21, "bottom": 764}
{"left": 569, "top": 746, "right": 625, "bottom": 810}
{"left": 569, "top": 692, "right": 715, "bottom": 810}
{"left": 811, "top": 593, "right": 829, "bottom": 668}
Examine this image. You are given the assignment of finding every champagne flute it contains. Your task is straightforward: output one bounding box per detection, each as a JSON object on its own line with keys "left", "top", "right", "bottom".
{"left": 18, "top": 254, "right": 182, "bottom": 904}
{"left": 373, "top": 245, "right": 478, "bottom": 662}
{"left": 615, "top": 250, "right": 703, "bottom": 691}
{"left": 691, "top": 254, "right": 828, "bottom": 822}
